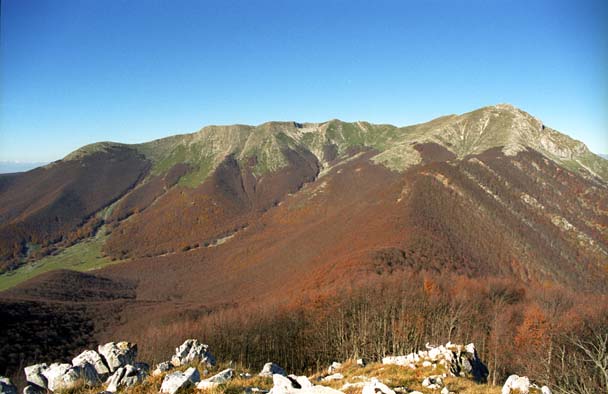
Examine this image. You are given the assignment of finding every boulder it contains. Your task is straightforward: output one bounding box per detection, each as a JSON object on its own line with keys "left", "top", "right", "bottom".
{"left": 41, "top": 363, "right": 72, "bottom": 392}
{"left": 171, "top": 339, "right": 215, "bottom": 367}
{"left": 356, "top": 359, "right": 366, "bottom": 367}
{"left": 362, "top": 378, "right": 395, "bottom": 394}
{"left": 447, "top": 343, "right": 488, "bottom": 382}
{"left": 106, "top": 364, "right": 148, "bottom": 392}
{"left": 541, "top": 386, "right": 552, "bottom": 394}
{"left": 196, "top": 368, "right": 234, "bottom": 389}
{"left": 259, "top": 363, "right": 287, "bottom": 377}
{"left": 73, "top": 349, "right": 111, "bottom": 376}
{"left": 291, "top": 376, "right": 312, "bottom": 389}
{"left": 502, "top": 375, "right": 530, "bottom": 394}
{"left": 98, "top": 342, "right": 137, "bottom": 373}
{"left": 24, "top": 364, "right": 48, "bottom": 389}
{"left": 153, "top": 361, "right": 174, "bottom": 376}
{"left": 0, "top": 377, "right": 17, "bottom": 394}
{"left": 22, "top": 386, "right": 44, "bottom": 394}
{"left": 41, "top": 363, "right": 98, "bottom": 392}
{"left": 160, "top": 367, "right": 200, "bottom": 394}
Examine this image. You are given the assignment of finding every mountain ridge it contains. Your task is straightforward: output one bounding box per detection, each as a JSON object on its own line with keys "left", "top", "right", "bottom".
{"left": 60, "top": 104, "right": 608, "bottom": 186}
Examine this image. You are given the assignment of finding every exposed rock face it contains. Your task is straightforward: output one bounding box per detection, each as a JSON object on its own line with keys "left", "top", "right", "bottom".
{"left": 0, "top": 377, "right": 17, "bottom": 394}
{"left": 106, "top": 364, "right": 148, "bottom": 392}
{"left": 98, "top": 342, "right": 137, "bottom": 373}
{"left": 72, "top": 349, "right": 110, "bottom": 376}
{"left": 40, "top": 363, "right": 72, "bottom": 392}
{"left": 196, "top": 368, "right": 234, "bottom": 389}
{"left": 259, "top": 362, "right": 287, "bottom": 377}
{"left": 23, "top": 364, "right": 48, "bottom": 389}
{"left": 171, "top": 339, "right": 215, "bottom": 367}
{"left": 160, "top": 367, "right": 200, "bottom": 394}
{"left": 382, "top": 342, "right": 488, "bottom": 382}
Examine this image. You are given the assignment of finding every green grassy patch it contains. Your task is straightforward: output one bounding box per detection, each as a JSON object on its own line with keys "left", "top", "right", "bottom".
{"left": 0, "top": 227, "right": 120, "bottom": 291}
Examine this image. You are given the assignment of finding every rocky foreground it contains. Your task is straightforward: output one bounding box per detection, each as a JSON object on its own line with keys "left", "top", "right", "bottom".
{"left": 0, "top": 340, "right": 552, "bottom": 394}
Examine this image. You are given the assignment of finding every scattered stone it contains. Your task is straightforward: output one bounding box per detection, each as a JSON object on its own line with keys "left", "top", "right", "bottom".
{"left": 541, "top": 386, "right": 552, "bottom": 394}
{"left": 196, "top": 368, "right": 234, "bottom": 389}
{"left": 0, "top": 377, "right": 17, "bottom": 394}
{"left": 502, "top": 374, "right": 530, "bottom": 394}
{"left": 245, "top": 388, "right": 269, "bottom": 394}
{"left": 259, "top": 362, "right": 287, "bottom": 377}
{"left": 106, "top": 364, "right": 147, "bottom": 392}
{"left": 327, "top": 362, "right": 341, "bottom": 374}
{"left": 153, "top": 361, "right": 174, "bottom": 376}
{"left": 160, "top": 367, "right": 200, "bottom": 394}
{"left": 292, "top": 376, "right": 312, "bottom": 389}
{"left": 171, "top": 339, "right": 215, "bottom": 367}
{"left": 362, "top": 378, "right": 395, "bottom": 394}
{"left": 98, "top": 342, "right": 137, "bottom": 373}
{"left": 383, "top": 342, "right": 488, "bottom": 382}
{"left": 356, "top": 358, "right": 366, "bottom": 367}
{"left": 73, "top": 350, "right": 111, "bottom": 377}
{"left": 422, "top": 375, "right": 444, "bottom": 389}
{"left": 24, "top": 364, "right": 48, "bottom": 389}
{"left": 240, "top": 372, "right": 253, "bottom": 379}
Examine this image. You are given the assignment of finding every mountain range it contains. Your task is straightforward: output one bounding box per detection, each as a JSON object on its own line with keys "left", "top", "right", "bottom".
{"left": 1, "top": 104, "right": 607, "bottom": 381}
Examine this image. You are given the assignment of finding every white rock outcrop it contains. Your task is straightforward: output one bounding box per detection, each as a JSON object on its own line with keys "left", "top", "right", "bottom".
{"left": 502, "top": 374, "right": 530, "bottom": 394}
{"left": 196, "top": 368, "right": 234, "bottom": 389}
{"left": 24, "top": 364, "right": 48, "bottom": 389}
{"left": 98, "top": 342, "right": 137, "bottom": 373}
{"left": 106, "top": 364, "right": 148, "bottom": 392}
{"left": 171, "top": 339, "right": 215, "bottom": 367}
{"left": 160, "top": 367, "right": 200, "bottom": 394}
{"left": 327, "top": 362, "right": 341, "bottom": 374}
{"left": 72, "top": 349, "right": 110, "bottom": 376}
{"left": 153, "top": 361, "right": 174, "bottom": 376}
{"left": 382, "top": 342, "right": 488, "bottom": 382}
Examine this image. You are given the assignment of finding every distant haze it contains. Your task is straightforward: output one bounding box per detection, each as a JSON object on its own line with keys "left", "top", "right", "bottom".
{"left": 0, "top": 161, "right": 47, "bottom": 174}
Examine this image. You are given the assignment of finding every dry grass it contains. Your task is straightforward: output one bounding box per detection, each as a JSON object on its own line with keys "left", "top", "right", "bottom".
{"left": 55, "top": 360, "right": 504, "bottom": 394}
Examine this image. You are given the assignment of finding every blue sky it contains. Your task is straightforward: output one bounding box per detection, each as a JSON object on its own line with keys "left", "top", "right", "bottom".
{"left": 1, "top": 0, "right": 607, "bottom": 162}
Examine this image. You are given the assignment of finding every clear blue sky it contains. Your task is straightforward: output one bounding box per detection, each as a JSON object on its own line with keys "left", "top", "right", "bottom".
{"left": 1, "top": 0, "right": 607, "bottom": 162}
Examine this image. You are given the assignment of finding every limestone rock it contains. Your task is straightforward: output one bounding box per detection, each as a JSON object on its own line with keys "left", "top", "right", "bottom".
{"left": 24, "top": 364, "right": 48, "bottom": 389}
{"left": 502, "top": 375, "right": 530, "bottom": 394}
{"left": 73, "top": 349, "right": 111, "bottom": 376}
{"left": 160, "top": 367, "right": 200, "bottom": 394}
{"left": 171, "top": 339, "right": 215, "bottom": 367}
{"left": 541, "top": 386, "right": 552, "bottom": 394}
{"left": 196, "top": 368, "right": 234, "bottom": 389}
{"left": 98, "top": 342, "right": 137, "bottom": 373}
{"left": 356, "top": 359, "right": 366, "bottom": 367}
{"left": 0, "top": 377, "right": 17, "bottom": 394}
{"left": 106, "top": 364, "right": 147, "bottom": 392}
{"left": 362, "top": 378, "right": 395, "bottom": 394}
{"left": 41, "top": 363, "right": 72, "bottom": 392}
{"left": 259, "top": 362, "right": 287, "bottom": 377}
